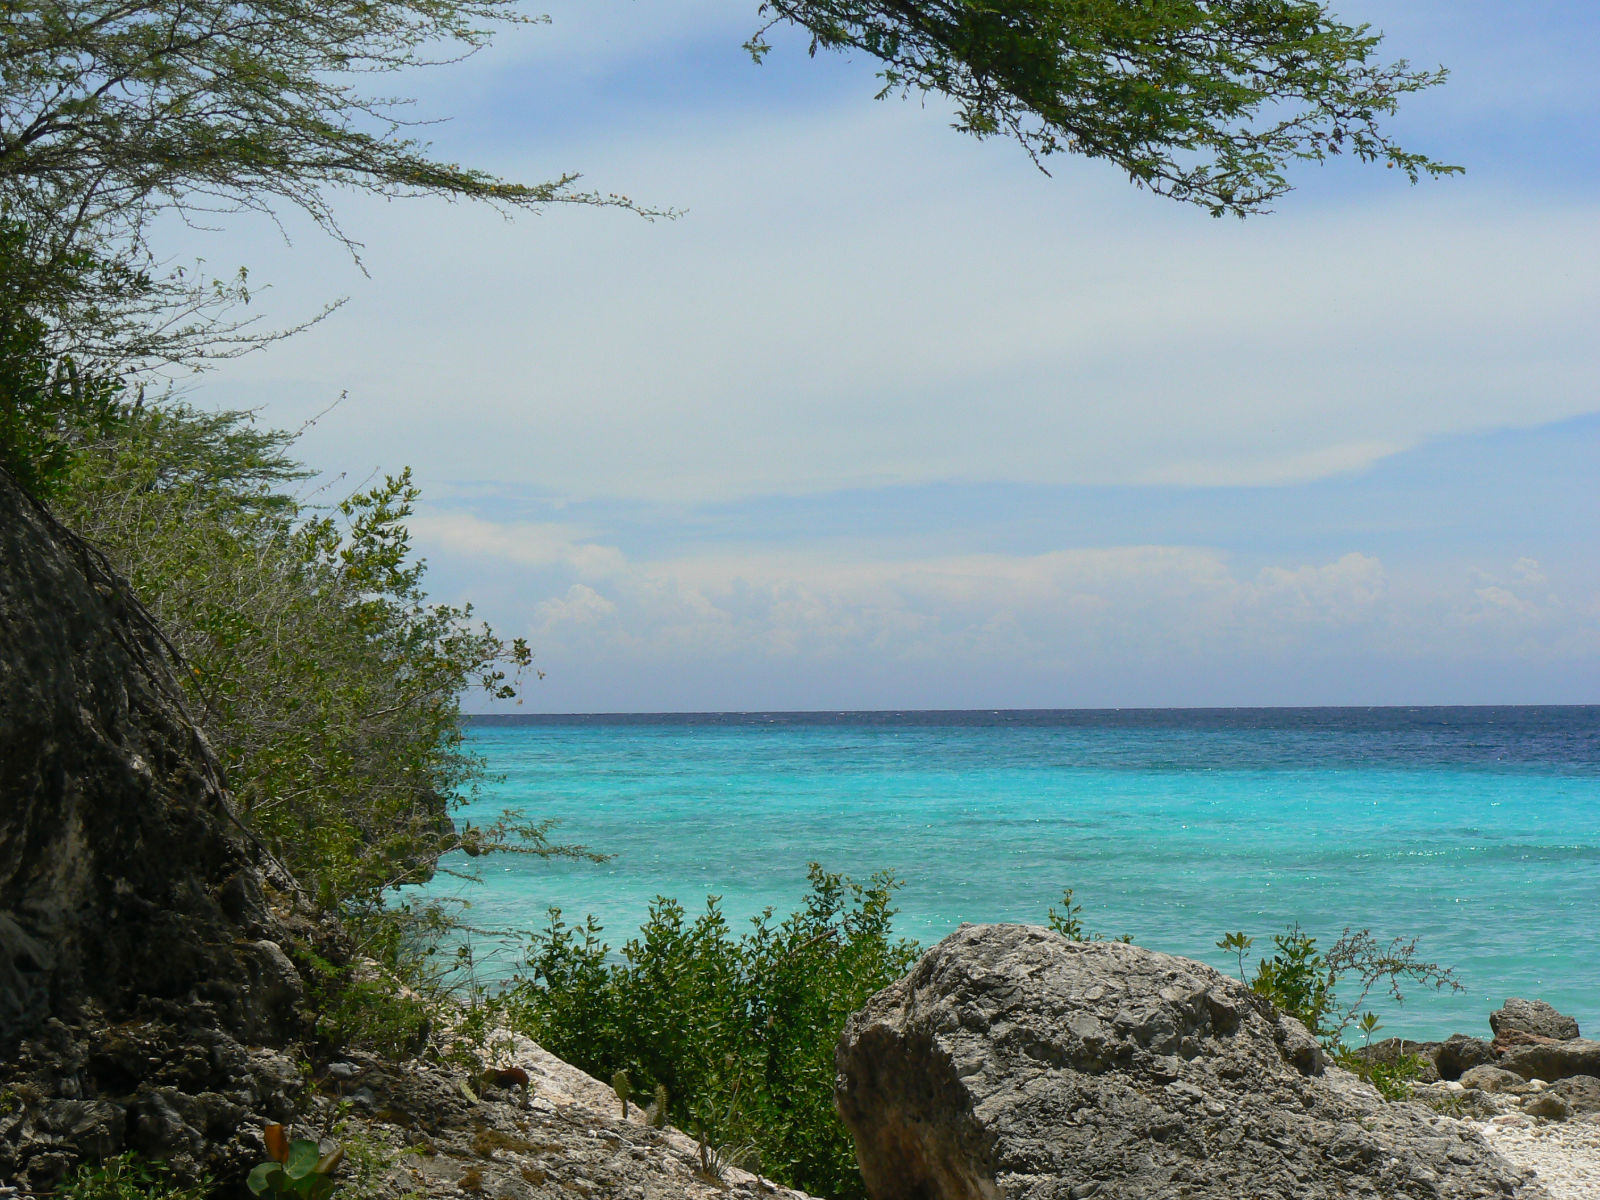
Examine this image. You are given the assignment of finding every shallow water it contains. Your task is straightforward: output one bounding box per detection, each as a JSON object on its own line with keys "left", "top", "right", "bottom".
{"left": 418, "top": 707, "right": 1600, "bottom": 1040}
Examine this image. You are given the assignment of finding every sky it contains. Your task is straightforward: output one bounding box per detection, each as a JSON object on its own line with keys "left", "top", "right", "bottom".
{"left": 173, "top": 0, "right": 1599, "bottom": 712}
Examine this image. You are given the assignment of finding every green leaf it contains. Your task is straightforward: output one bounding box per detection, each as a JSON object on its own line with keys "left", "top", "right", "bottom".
{"left": 285, "top": 1139, "right": 321, "bottom": 1180}
{"left": 247, "top": 1162, "right": 287, "bottom": 1196}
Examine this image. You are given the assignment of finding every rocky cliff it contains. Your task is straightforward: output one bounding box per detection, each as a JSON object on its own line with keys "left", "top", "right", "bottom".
{"left": 0, "top": 467, "right": 311, "bottom": 1188}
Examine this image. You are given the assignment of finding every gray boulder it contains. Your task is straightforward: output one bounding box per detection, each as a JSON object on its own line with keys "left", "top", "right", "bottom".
{"left": 1434, "top": 1034, "right": 1498, "bottom": 1081}
{"left": 1497, "top": 1039, "right": 1600, "bottom": 1085}
{"left": 836, "top": 924, "right": 1545, "bottom": 1200}
{"left": 1459, "top": 1066, "right": 1528, "bottom": 1094}
{"left": 1548, "top": 1076, "right": 1600, "bottom": 1115}
{"left": 1490, "top": 1000, "right": 1579, "bottom": 1042}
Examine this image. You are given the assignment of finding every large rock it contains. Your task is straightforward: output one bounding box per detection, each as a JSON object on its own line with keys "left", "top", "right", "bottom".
{"left": 836, "top": 924, "right": 1545, "bottom": 1200}
{"left": 1496, "top": 1039, "right": 1600, "bottom": 1085}
{"left": 1548, "top": 1076, "right": 1600, "bottom": 1115}
{"left": 0, "top": 469, "right": 315, "bottom": 1188}
{"left": 1434, "top": 1034, "right": 1498, "bottom": 1081}
{"left": 1490, "top": 1000, "right": 1579, "bottom": 1042}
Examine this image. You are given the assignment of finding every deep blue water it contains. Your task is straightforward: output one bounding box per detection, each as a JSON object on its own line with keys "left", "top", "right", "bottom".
{"left": 421, "top": 707, "right": 1600, "bottom": 1040}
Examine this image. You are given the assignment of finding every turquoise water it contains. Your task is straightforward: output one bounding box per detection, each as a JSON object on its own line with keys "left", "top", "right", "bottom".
{"left": 421, "top": 708, "right": 1600, "bottom": 1040}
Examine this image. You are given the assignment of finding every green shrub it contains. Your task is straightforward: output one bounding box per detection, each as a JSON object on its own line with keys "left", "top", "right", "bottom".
{"left": 1218, "top": 924, "right": 1460, "bottom": 1049}
{"left": 54, "top": 1153, "right": 211, "bottom": 1200}
{"left": 56, "top": 403, "right": 549, "bottom": 913}
{"left": 504, "top": 864, "right": 920, "bottom": 1199}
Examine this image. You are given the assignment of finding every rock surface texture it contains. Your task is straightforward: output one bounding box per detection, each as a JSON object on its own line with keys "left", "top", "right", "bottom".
{"left": 835, "top": 923, "right": 1546, "bottom": 1200}
{"left": 283, "top": 1028, "right": 821, "bottom": 1200}
{"left": 1492, "top": 1001, "right": 1581, "bottom": 1043}
{"left": 0, "top": 469, "right": 313, "bottom": 1188}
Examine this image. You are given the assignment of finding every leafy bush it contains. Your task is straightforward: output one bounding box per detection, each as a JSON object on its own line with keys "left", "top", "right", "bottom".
{"left": 55, "top": 404, "right": 563, "bottom": 914}
{"left": 504, "top": 864, "right": 920, "bottom": 1198}
{"left": 53, "top": 402, "right": 601, "bottom": 1051}
{"left": 53, "top": 1153, "right": 211, "bottom": 1200}
{"left": 1218, "top": 925, "right": 1460, "bottom": 1048}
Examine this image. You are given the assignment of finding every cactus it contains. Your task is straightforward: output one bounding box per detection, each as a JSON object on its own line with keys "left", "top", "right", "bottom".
{"left": 649, "top": 1082, "right": 669, "bottom": 1129}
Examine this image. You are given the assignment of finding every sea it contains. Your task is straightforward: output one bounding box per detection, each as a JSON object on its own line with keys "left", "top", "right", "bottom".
{"left": 417, "top": 707, "right": 1600, "bottom": 1041}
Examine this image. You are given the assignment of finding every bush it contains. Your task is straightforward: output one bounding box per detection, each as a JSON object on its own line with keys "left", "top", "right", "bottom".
{"left": 504, "top": 864, "right": 920, "bottom": 1198}
{"left": 54, "top": 1153, "right": 212, "bottom": 1200}
{"left": 56, "top": 403, "right": 551, "bottom": 915}
{"left": 53, "top": 402, "right": 600, "bottom": 1050}
{"left": 1217, "top": 925, "right": 1460, "bottom": 1048}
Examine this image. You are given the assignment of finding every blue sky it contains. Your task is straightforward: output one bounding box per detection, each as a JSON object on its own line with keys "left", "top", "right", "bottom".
{"left": 176, "top": 0, "right": 1599, "bottom": 710}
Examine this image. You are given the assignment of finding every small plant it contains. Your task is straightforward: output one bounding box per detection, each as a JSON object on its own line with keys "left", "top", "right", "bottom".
{"left": 1334, "top": 1046, "right": 1425, "bottom": 1102}
{"left": 248, "top": 1124, "right": 345, "bottom": 1200}
{"left": 1356, "top": 1011, "right": 1383, "bottom": 1045}
{"left": 1216, "top": 932, "right": 1254, "bottom": 979}
{"left": 54, "top": 1153, "right": 211, "bottom": 1200}
{"left": 1229, "top": 923, "right": 1460, "bottom": 1046}
{"left": 1046, "top": 888, "right": 1087, "bottom": 939}
{"left": 1046, "top": 889, "right": 1132, "bottom": 943}
{"left": 612, "top": 1069, "right": 632, "bottom": 1117}
{"left": 1251, "top": 926, "right": 1334, "bottom": 1037}
{"left": 649, "top": 1082, "right": 670, "bottom": 1129}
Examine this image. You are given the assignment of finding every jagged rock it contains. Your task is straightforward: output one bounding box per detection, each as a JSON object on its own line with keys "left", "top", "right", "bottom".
{"left": 1490, "top": 1000, "right": 1579, "bottom": 1042}
{"left": 0, "top": 469, "right": 316, "bottom": 1189}
{"left": 1547, "top": 1076, "right": 1600, "bottom": 1115}
{"left": 836, "top": 924, "right": 1547, "bottom": 1200}
{"left": 1518, "top": 1093, "right": 1569, "bottom": 1120}
{"left": 1435, "top": 1034, "right": 1499, "bottom": 1080}
{"left": 294, "top": 1032, "right": 822, "bottom": 1200}
{"left": 1461, "top": 1066, "right": 1530, "bottom": 1094}
{"left": 1497, "top": 1039, "right": 1600, "bottom": 1086}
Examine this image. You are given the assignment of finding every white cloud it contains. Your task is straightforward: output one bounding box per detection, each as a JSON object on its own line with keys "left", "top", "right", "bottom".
{"left": 177, "top": 94, "right": 1600, "bottom": 505}
{"left": 407, "top": 511, "right": 626, "bottom": 577}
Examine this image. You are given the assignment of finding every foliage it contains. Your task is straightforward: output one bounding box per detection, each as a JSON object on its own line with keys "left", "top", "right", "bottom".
{"left": 53, "top": 1152, "right": 212, "bottom": 1200}
{"left": 0, "top": 219, "right": 133, "bottom": 494}
{"left": 753, "top": 0, "right": 1458, "bottom": 216}
{"left": 1335, "top": 1047, "right": 1425, "bottom": 1101}
{"left": 504, "top": 864, "right": 921, "bottom": 1199}
{"left": 249, "top": 1125, "right": 344, "bottom": 1200}
{"left": 0, "top": 0, "right": 656, "bottom": 381}
{"left": 303, "top": 952, "right": 434, "bottom": 1061}
{"left": 1223, "top": 923, "right": 1460, "bottom": 1046}
{"left": 1046, "top": 888, "right": 1132, "bottom": 942}
{"left": 54, "top": 403, "right": 591, "bottom": 917}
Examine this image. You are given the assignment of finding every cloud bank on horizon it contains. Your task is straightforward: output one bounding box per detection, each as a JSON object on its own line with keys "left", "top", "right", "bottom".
{"left": 175, "top": 0, "right": 1599, "bottom": 709}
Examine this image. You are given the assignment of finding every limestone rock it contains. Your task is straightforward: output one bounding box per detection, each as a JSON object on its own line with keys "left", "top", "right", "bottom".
{"left": 1435, "top": 1034, "right": 1499, "bottom": 1081}
{"left": 1497, "top": 1040, "right": 1600, "bottom": 1086}
{"left": 1518, "top": 1093, "right": 1569, "bottom": 1120}
{"left": 1490, "top": 1000, "right": 1579, "bottom": 1042}
{"left": 836, "top": 923, "right": 1546, "bottom": 1200}
{"left": 1547, "top": 1076, "right": 1600, "bottom": 1116}
{"left": 1461, "top": 1066, "right": 1530, "bottom": 1094}
{"left": 0, "top": 469, "right": 315, "bottom": 1188}
{"left": 292, "top": 1031, "right": 822, "bottom": 1200}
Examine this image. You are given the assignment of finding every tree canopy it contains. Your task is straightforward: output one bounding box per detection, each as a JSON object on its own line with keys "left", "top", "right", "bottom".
{"left": 759, "top": 0, "right": 1456, "bottom": 215}
{"left": 1, "top": 0, "right": 1454, "bottom": 480}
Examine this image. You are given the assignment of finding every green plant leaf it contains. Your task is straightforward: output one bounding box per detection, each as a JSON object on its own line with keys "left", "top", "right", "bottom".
{"left": 247, "top": 1162, "right": 287, "bottom": 1196}
{"left": 285, "top": 1139, "right": 321, "bottom": 1180}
